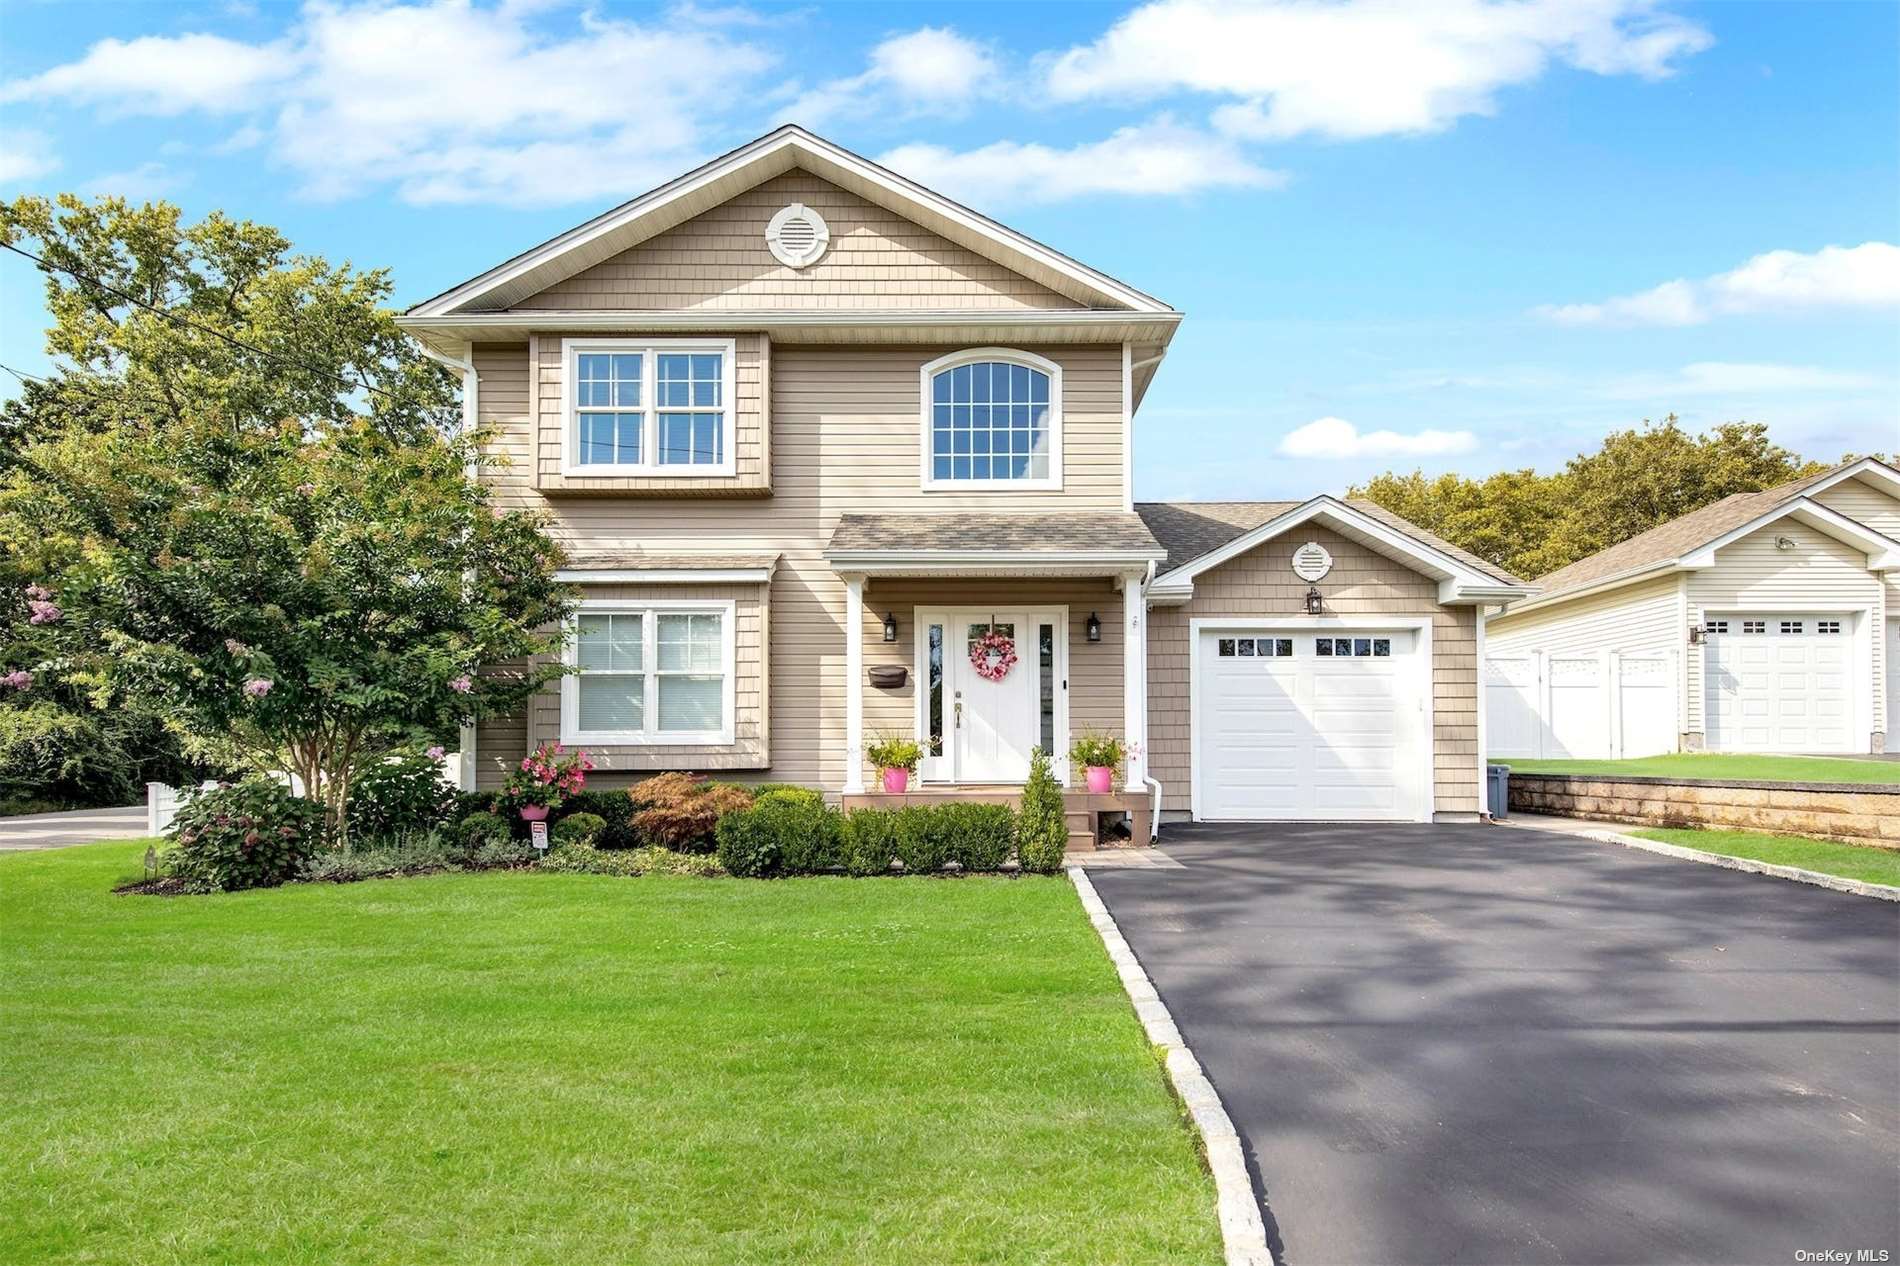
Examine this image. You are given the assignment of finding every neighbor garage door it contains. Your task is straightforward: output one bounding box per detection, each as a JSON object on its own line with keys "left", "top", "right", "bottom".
{"left": 1196, "top": 629, "right": 1428, "bottom": 820}
{"left": 1704, "top": 613, "right": 1853, "bottom": 752}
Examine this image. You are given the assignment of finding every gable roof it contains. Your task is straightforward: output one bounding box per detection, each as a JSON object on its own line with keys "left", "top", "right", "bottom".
{"left": 1137, "top": 499, "right": 1524, "bottom": 584}
{"left": 1526, "top": 457, "right": 1900, "bottom": 605}
{"left": 406, "top": 126, "right": 1172, "bottom": 318}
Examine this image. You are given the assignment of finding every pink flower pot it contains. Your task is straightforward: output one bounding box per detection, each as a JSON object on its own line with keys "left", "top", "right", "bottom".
{"left": 881, "top": 766, "right": 910, "bottom": 794}
{"left": 518, "top": 804, "right": 550, "bottom": 822}
{"left": 1085, "top": 765, "right": 1114, "bottom": 794}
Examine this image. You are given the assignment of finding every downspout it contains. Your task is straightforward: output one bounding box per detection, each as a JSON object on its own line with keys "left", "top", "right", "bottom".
{"left": 1137, "top": 558, "right": 1163, "bottom": 842}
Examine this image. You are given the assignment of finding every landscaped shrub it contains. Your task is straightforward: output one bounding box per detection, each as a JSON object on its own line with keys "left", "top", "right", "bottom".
{"left": 752, "top": 786, "right": 823, "bottom": 810}
{"left": 1016, "top": 747, "right": 1068, "bottom": 874}
{"left": 892, "top": 805, "right": 951, "bottom": 876}
{"left": 551, "top": 812, "right": 607, "bottom": 848}
{"left": 538, "top": 842, "right": 723, "bottom": 878}
{"left": 760, "top": 797, "right": 843, "bottom": 873}
{"left": 553, "top": 790, "right": 637, "bottom": 849}
{"left": 346, "top": 749, "right": 460, "bottom": 841}
{"left": 939, "top": 802, "right": 1014, "bottom": 871}
{"left": 840, "top": 808, "right": 897, "bottom": 876}
{"left": 714, "top": 806, "right": 778, "bottom": 878}
{"left": 630, "top": 772, "right": 754, "bottom": 851}
{"left": 168, "top": 779, "right": 327, "bottom": 892}
{"left": 298, "top": 831, "right": 537, "bottom": 883}
{"left": 449, "top": 789, "right": 493, "bottom": 823}
{"left": 458, "top": 810, "right": 511, "bottom": 849}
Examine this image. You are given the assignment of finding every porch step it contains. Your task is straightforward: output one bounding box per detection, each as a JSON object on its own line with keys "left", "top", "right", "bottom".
{"left": 1064, "top": 808, "right": 1098, "bottom": 853}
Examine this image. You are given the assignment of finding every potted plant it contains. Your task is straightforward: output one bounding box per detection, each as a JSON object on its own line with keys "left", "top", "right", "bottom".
{"left": 1069, "top": 731, "right": 1131, "bottom": 794}
{"left": 865, "top": 732, "right": 925, "bottom": 794}
{"left": 495, "top": 740, "right": 594, "bottom": 821}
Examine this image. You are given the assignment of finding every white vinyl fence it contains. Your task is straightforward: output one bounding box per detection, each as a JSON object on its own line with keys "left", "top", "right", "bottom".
{"left": 1485, "top": 650, "right": 1678, "bottom": 761}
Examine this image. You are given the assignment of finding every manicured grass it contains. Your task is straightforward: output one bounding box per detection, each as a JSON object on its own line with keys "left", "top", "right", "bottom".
{"left": 1631, "top": 827, "right": 1900, "bottom": 887}
{"left": 1, "top": 841, "right": 1220, "bottom": 1266}
{"left": 1493, "top": 753, "right": 1900, "bottom": 785}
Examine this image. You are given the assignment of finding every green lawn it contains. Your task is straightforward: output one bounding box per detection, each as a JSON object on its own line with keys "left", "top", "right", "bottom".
{"left": 1, "top": 841, "right": 1220, "bottom": 1266}
{"left": 1631, "top": 827, "right": 1900, "bottom": 887}
{"left": 1493, "top": 752, "right": 1900, "bottom": 784}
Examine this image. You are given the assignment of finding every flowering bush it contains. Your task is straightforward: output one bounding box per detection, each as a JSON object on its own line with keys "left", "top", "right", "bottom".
{"left": 168, "top": 779, "right": 327, "bottom": 892}
{"left": 1069, "top": 730, "right": 1134, "bottom": 771}
{"left": 495, "top": 741, "right": 593, "bottom": 815}
{"left": 346, "top": 748, "right": 461, "bottom": 841}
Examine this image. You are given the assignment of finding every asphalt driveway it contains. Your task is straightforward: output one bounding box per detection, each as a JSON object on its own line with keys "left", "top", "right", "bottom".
{"left": 1090, "top": 822, "right": 1900, "bottom": 1266}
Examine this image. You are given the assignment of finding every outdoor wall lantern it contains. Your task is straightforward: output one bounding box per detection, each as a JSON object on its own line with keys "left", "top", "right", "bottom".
{"left": 1086, "top": 612, "right": 1101, "bottom": 642}
{"left": 1305, "top": 586, "right": 1324, "bottom": 616}
{"left": 882, "top": 611, "right": 898, "bottom": 642}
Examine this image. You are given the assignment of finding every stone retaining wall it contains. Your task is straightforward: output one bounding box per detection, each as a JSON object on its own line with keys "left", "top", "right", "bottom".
{"left": 1507, "top": 773, "right": 1900, "bottom": 850}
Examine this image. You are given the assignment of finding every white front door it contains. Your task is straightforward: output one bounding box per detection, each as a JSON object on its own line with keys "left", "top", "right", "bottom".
{"left": 917, "top": 610, "right": 1063, "bottom": 784}
{"left": 1704, "top": 613, "right": 1853, "bottom": 752}
{"left": 1196, "top": 628, "right": 1429, "bottom": 821}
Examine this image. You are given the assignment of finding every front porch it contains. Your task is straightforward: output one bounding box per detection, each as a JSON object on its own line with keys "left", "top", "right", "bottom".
{"left": 840, "top": 784, "right": 1156, "bottom": 853}
{"left": 822, "top": 511, "right": 1167, "bottom": 837}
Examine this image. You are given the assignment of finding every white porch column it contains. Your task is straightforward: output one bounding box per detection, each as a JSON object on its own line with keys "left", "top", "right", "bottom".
{"left": 843, "top": 573, "right": 865, "bottom": 793}
{"left": 1121, "top": 571, "right": 1148, "bottom": 790}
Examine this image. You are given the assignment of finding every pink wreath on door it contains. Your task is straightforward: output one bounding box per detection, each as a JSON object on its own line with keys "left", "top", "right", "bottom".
{"left": 969, "top": 628, "right": 1018, "bottom": 682}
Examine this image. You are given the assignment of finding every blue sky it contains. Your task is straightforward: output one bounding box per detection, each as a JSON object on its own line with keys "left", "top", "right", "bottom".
{"left": 1, "top": 0, "right": 1895, "bottom": 498}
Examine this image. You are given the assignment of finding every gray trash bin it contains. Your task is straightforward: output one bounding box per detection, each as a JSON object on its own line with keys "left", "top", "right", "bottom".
{"left": 1487, "top": 764, "right": 1511, "bottom": 820}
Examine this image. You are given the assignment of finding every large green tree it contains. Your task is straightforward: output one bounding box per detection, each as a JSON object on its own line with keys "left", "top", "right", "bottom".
{"left": 1, "top": 194, "right": 570, "bottom": 829}
{"left": 1353, "top": 417, "right": 1837, "bottom": 578}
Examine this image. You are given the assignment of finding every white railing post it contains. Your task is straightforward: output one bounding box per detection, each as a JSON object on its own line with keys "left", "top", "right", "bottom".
{"left": 1122, "top": 572, "right": 1147, "bottom": 791}
{"left": 843, "top": 574, "right": 865, "bottom": 794}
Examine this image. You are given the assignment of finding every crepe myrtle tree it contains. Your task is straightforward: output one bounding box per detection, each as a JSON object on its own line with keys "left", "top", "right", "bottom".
{"left": 4, "top": 408, "right": 572, "bottom": 839}
{"left": 0, "top": 192, "right": 574, "bottom": 836}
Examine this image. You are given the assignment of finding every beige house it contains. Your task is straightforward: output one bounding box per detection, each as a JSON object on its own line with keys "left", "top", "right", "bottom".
{"left": 399, "top": 126, "right": 1533, "bottom": 826}
{"left": 1486, "top": 458, "right": 1900, "bottom": 759}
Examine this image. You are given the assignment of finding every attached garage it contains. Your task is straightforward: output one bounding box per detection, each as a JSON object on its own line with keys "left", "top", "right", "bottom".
{"left": 1194, "top": 623, "right": 1430, "bottom": 820}
{"left": 1703, "top": 612, "right": 1854, "bottom": 752}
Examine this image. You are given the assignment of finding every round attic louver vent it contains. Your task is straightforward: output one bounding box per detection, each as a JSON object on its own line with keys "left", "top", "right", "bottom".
{"left": 766, "top": 202, "right": 829, "bottom": 268}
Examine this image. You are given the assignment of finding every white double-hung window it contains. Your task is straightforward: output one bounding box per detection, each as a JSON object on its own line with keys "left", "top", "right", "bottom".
{"left": 919, "top": 348, "right": 1061, "bottom": 490}
{"left": 563, "top": 600, "right": 735, "bottom": 744}
{"left": 563, "top": 338, "right": 736, "bottom": 476}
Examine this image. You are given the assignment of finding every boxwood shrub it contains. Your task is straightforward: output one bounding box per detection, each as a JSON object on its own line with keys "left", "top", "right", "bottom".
{"left": 551, "top": 812, "right": 607, "bottom": 848}
{"left": 938, "top": 802, "right": 1014, "bottom": 871}
{"left": 840, "top": 808, "right": 897, "bottom": 876}
{"left": 761, "top": 797, "right": 842, "bottom": 873}
{"left": 715, "top": 806, "right": 779, "bottom": 878}
{"left": 891, "top": 805, "right": 951, "bottom": 876}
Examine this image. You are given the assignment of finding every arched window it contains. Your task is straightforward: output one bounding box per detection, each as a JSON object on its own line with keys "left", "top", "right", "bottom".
{"left": 920, "top": 350, "right": 1061, "bottom": 488}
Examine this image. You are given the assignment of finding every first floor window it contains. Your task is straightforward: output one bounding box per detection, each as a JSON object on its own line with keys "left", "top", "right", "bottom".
{"left": 568, "top": 340, "right": 732, "bottom": 474}
{"left": 568, "top": 604, "right": 731, "bottom": 742}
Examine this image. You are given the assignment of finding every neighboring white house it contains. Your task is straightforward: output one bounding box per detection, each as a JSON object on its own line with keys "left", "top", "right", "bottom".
{"left": 1485, "top": 457, "right": 1900, "bottom": 759}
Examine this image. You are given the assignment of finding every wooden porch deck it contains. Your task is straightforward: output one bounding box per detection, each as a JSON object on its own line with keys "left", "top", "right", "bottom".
{"left": 838, "top": 785, "right": 1153, "bottom": 854}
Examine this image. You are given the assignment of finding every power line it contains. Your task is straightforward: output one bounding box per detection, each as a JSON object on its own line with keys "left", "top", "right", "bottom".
{"left": 0, "top": 239, "right": 411, "bottom": 407}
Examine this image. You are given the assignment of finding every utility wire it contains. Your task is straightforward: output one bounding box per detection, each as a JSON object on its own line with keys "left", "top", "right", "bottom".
{"left": 0, "top": 239, "right": 409, "bottom": 407}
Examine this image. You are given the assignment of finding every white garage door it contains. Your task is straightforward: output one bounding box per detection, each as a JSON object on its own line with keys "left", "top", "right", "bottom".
{"left": 1197, "top": 629, "right": 1428, "bottom": 821}
{"left": 1704, "top": 613, "right": 1852, "bottom": 752}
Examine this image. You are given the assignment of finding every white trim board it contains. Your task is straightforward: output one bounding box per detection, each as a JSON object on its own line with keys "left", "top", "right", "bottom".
{"left": 1186, "top": 615, "right": 1436, "bottom": 824}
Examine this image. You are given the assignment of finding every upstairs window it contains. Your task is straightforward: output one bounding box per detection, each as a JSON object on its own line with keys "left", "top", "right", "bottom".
{"left": 564, "top": 338, "right": 734, "bottom": 476}
{"left": 920, "top": 350, "right": 1061, "bottom": 489}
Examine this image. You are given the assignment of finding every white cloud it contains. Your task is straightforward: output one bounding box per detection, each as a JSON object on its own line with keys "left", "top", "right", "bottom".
{"left": 878, "top": 118, "right": 1286, "bottom": 205}
{"left": 1278, "top": 416, "right": 1478, "bottom": 458}
{"left": 0, "top": 33, "right": 295, "bottom": 114}
{"left": 0, "top": 127, "right": 59, "bottom": 182}
{"left": 786, "top": 27, "right": 999, "bottom": 125}
{"left": 1601, "top": 361, "right": 1888, "bottom": 399}
{"left": 81, "top": 161, "right": 187, "bottom": 200}
{"left": 1047, "top": 0, "right": 1710, "bottom": 140}
{"left": 0, "top": 1, "right": 776, "bottom": 207}
{"left": 1538, "top": 242, "right": 1900, "bottom": 326}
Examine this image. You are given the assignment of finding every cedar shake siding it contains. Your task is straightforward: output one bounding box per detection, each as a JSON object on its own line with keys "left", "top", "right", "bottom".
{"left": 515, "top": 170, "right": 1086, "bottom": 313}
{"left": 1146, "top": 525, "right": 1482, "bottom": 817}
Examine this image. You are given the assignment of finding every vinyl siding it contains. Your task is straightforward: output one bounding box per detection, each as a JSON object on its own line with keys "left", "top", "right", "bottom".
{"left": 473, "top": 342, "right": 1126, "bottom": 788}
{"left": 515, "top": 170, "right": 1084, "bottom": 313}
{"left": 1146, "top": 525, "right": 1481, "bottom": 817}
{"left": 1485, "top": 575, "right": 1681, "bottom": 659}
{"left": 1813, "top": 478, "right": 1900, "bottom": 538}
{"left": 1684, "top": 522, "right": 1885, "bottom": 739}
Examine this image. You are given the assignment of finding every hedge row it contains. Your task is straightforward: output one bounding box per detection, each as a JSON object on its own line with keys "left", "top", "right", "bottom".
{"left": 714, "top": 800, "right": 1064, "bottom": 878}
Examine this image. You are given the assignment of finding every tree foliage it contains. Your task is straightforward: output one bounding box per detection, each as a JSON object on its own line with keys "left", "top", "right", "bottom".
{"left": 0, "top": 194, "right": 571, "bottom": 829}
{"left": 1352, "top": 417, "right": 1838, "bottom": 578}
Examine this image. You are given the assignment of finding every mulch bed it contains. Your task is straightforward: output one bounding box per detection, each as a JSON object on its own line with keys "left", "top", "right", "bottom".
{"left": 114, "top": 877, "right": 194, "bottom": 897}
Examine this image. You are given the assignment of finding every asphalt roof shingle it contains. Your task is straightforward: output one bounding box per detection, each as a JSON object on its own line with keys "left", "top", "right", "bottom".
{"left": 1134, "top": 498, "right": 1524, "bottom": 583}
{"left": 826, "top": 512, "right": 1165, "bottom": 557}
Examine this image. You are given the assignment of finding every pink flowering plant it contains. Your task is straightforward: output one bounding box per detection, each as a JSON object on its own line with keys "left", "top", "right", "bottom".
{"left": 495, "top": 741, "right": 594, "bottom": 815}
